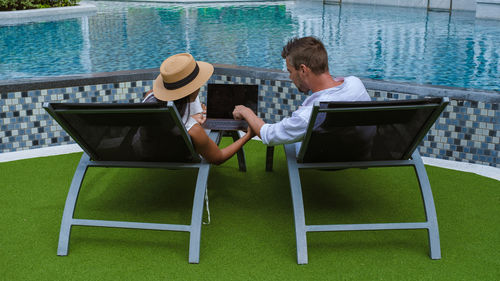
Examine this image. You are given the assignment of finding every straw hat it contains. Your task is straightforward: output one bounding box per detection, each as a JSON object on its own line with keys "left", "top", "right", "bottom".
{"left": 153, "top": 53, "right": 214, "bottom": 101}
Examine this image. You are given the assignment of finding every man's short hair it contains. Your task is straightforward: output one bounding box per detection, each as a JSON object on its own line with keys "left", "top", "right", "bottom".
{"left": 281, "top": 36, "right": 329, "bottom": 75}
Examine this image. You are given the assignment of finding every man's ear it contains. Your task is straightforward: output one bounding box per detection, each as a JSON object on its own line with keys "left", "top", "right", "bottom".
{"left": 299, "top": 64, "right": 308, "bottom": 74}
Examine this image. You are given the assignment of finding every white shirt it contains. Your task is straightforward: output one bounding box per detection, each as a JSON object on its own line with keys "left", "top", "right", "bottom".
{"left": 260, "top": 76, "right": 371, "bottom": 146}
{"left": 182, "top": 95, "right": 203, "bottom": 131}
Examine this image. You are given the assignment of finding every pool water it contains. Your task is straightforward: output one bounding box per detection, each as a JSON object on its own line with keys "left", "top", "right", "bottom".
{"left": 0, "top": 1, "right": 499, "bottom": 91}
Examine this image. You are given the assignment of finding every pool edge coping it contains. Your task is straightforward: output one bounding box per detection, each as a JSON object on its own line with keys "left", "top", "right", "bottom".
{"left": 0, "top": 2, "right": 97, "bottom": 25}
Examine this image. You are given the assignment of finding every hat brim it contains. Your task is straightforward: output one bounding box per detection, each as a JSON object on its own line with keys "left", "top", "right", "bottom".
{"left": 153, "top": 61, "right": 214, "bottom": 101}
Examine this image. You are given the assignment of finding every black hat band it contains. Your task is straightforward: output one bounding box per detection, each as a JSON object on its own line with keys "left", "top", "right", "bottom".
{"left": 163, "top": 63, "right": 200, "bottom": 90}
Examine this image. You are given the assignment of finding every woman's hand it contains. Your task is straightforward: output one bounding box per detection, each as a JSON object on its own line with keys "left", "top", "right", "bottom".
{"left": 191, "top": 103, "right": 207, "bottom": 124}
{"left": 246, "top": 125, "right": 256, "bottom": 138}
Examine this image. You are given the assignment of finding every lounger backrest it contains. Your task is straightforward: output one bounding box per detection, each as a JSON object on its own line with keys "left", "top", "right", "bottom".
{"left": 43, "top": 102, "right": 201, "bottom": 162}
{"left": 297, "top": 97, "right": 449, "bottom": 163}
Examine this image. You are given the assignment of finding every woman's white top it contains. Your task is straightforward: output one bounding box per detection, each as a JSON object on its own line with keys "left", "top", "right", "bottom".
{"left": 143, "top": 92, "right": 203, "bottom": 131}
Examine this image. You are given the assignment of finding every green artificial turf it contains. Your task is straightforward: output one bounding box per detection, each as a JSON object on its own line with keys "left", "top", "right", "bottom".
{"left": 1, "top": 139, "right": 499, "bottom": 280}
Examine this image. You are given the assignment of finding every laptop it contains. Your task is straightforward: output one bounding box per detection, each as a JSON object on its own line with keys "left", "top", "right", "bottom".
{"left": 202, "top": 83, "right": 258, "bottom": 131}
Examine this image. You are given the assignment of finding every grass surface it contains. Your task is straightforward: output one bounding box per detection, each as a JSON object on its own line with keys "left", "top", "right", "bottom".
{"left": 1, "top": 139, "right": 499, "bottom": 280}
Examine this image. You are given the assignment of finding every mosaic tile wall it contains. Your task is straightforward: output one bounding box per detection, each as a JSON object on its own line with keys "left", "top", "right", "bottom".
{"left": 0, "top": 73, "right": 498, "bottom": 167}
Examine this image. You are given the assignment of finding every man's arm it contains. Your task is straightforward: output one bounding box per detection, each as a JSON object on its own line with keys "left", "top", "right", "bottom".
{"left": 233, "top": 105, "right": 265, "bottom": 139}
{"left": 236, "top": 104, "right": 311, "bottom": 146}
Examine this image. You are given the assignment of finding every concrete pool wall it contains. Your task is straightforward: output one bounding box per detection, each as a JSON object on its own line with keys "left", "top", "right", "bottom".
{"left": 0, "top": 65, "right": 498, "bottom": 167}
{"left": 90, "top": 0, "right": 499, "bottom": 19}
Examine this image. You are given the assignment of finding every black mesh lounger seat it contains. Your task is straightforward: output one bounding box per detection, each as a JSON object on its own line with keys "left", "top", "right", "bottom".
{"left": 44, "top": 102, "right": 221, "bottom": 263}
{"left": 284, "top": 97, "right": 449, "bottom": 264}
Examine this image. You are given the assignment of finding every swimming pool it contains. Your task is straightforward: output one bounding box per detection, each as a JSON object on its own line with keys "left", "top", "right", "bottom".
{"left": 0, "top": 1, "right": 499, "bottom": 91}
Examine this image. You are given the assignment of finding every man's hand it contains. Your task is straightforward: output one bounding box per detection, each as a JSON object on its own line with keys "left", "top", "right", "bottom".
{"left": 233, "top": 105, "right": 250, "bottom": 120}
{"left": 233, "top": 105, "right": 265, "bottom": 139}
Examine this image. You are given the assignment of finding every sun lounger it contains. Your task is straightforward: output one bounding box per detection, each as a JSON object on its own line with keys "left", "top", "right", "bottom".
{"left": 284, "top": 97, "right": 449, "bottom": 264}
{"left": 44, "top": 102, "right": 220, "bottom": 263}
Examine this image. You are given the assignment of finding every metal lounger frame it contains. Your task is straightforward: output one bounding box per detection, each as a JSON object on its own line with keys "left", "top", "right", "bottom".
{"left": 44, "top": 102, "right": 222, "bottom": 263}
{"left": 284, "top": 98, "right": 449, "bottom": 264}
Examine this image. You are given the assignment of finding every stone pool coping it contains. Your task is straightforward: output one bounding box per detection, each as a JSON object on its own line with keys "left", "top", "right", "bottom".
{"left": 0, "top": 2, "right": 97, "bottom": 25}
{"left": 0, "top": 65, "right": 498, "bottom": 103}
{"left": 94, "top": 0, "right": 288, "bottom": 3}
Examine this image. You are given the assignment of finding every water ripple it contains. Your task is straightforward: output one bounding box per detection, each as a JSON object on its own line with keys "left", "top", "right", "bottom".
{"left": 0, "top": 1, "right": 498, "bottom": 91}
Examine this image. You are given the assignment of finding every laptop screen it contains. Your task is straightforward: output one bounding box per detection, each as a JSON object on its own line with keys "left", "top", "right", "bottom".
{"left": 206, "top": 84, "right": 258, "bottom": 119}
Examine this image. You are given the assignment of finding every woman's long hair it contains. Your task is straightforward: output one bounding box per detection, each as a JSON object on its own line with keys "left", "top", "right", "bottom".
{"left": 143, "top": 90, "right": 191, "bottom": 125}
{"left": 173, "top": 95, "right": 191, "bottom": 123}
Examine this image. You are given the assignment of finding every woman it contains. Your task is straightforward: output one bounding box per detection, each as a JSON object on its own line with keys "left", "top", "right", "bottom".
{"left": 140, "top": 53, "right": 254, "bottom": 165}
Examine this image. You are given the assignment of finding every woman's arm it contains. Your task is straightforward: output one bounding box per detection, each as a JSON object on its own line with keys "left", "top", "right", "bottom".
{"left": 188, "top": 124, "right": 255, "bottom": 165}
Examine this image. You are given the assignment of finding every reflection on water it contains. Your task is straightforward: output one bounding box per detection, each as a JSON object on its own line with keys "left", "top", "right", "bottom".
{"left": 0, "top": 1, "right": 498, "bottom": 91}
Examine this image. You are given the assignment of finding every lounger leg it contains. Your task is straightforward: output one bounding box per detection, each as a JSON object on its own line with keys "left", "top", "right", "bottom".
{"left": 412, "top": 151, "right": 441, "bottom": 259}
{"left": 284, "top": 144, "right": 308, "bottom": 265}
{"left": 208, "top": 130, "right": 221, "bottom": 145}
{"left": 188, "top": 163, "right": 211, "bottom": 264}
{"left": 230, "top": 131, "right": 246, "bottom": 172}
{"left": 57, "top": 153, "right": 91, "bottom": 256}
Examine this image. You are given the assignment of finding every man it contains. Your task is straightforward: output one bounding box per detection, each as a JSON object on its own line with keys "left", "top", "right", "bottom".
{"left": 233, "top": 36, "right": 371, "bottom": 146}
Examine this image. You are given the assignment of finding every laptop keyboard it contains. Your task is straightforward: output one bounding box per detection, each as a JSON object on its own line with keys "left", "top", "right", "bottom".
{"left": 203, "top": 119, "right": 248, "bottom": 131}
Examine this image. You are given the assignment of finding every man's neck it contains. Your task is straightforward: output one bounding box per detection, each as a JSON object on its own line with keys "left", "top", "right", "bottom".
{"left": 309, "top": 73, "right": 343, "bottom": 93}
